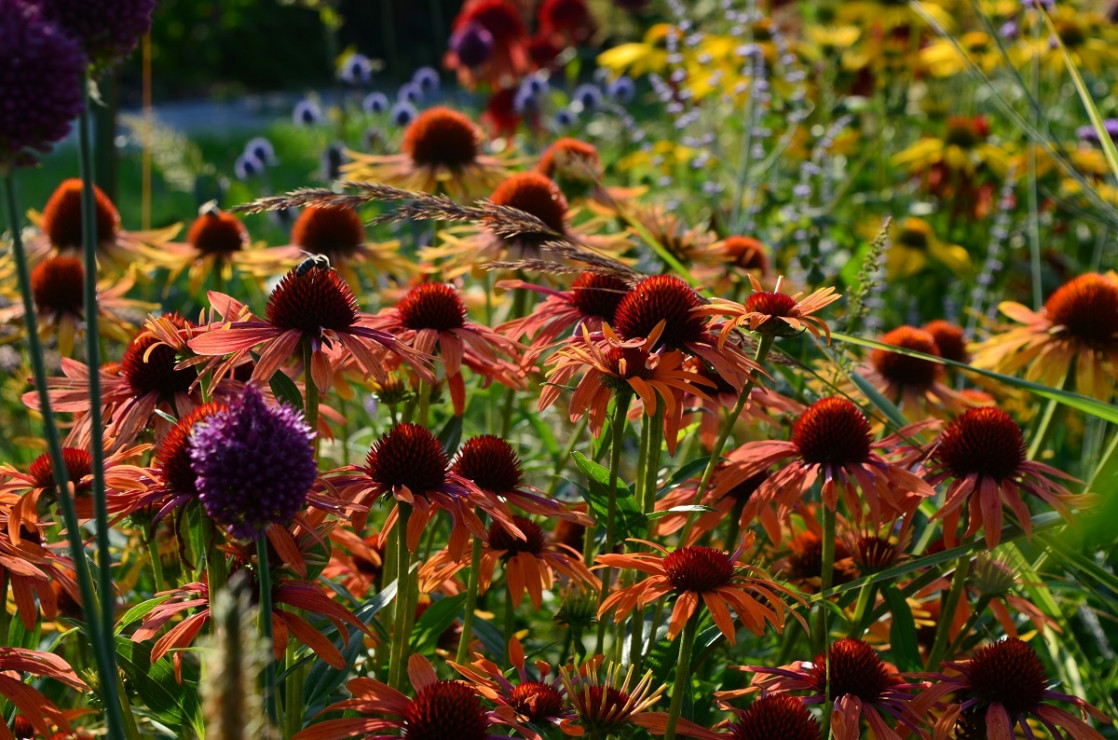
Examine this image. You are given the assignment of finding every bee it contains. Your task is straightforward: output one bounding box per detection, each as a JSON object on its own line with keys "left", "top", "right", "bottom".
{"left": 295, "top": 252, "right": 332, "bottom": 277}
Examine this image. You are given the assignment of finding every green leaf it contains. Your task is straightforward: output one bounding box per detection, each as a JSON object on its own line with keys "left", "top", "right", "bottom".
{"left": 270, "top": 370, "right": 304, "bottom": 410}
{"left": 114, "top": 594, "right": 175, "bottom": 635}
{"left": 437, "top": 414, "right": 463, "bottom": 455}
{"left": 410, "top": 593, "right": 467, "bottom": 654}
{"left": 831, "top": 332, "right": 1118, "bottom": 424}
{"left": 645, "top": 505, "right": 717, "bottom": 522}
{"left": 659, "top": 456, "right": 711, "bottom": 493}
{"left": 881, "top": 585, "right": 920, "bottom": 672}
{"left": 569, "top": 452, "right": 647, "bottom": 540}
{"left": 116, "top": 636, "right": 203, "bottom": 733}
{"left": 849, "top": 371, "right": 907, "bottom": 429}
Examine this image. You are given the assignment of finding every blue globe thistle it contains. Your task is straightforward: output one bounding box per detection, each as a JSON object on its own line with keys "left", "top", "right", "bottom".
{"left": 412, "top": 66, "right": 440, "bottom": 95}
{"left": 293, "top": 99, "right": 323, "bottom": 126}
{"left": 397, "top": 82, "right": 422, "bottom": 105}
{"left": 607, "top": 76, "right": 635, "bottom": 104}
{"left": 34, "top": 0, "right": 155, "bottom": 69}
{"left": 514, "top": 86, "right": 539, "bottom": 115}
{"left": 449, "top": 21, "right": 494, "bottom": 68}
{"left": 572, "top": 83, "right": 601, "bottom": 112}
{"left": 244, "top": 136, "right": 276, "bottom": 166}
{"left": 234, "top": 152, "right": 263, "bottom": 180}
{"left": 555, "top": 108, "right": 576, "bottom": 129}
{"left": 391, "top": 102, "right": 418, "bottom": 127}
{"left": 523, "top": 73, "right": 549, "bottom": 97}
{"left": 190, "top": 385, "right": 317, "bottom": 540}
{"left": 362, "top": 91, "right": 390, "bottom": 114}
{"left": 340, "top": 52, "right": 373, "bottom": 85}
{"left": 0, "top": 0, "right": 87, "bottom": 168}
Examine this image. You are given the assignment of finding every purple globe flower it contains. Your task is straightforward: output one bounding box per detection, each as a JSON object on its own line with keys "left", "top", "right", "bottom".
{"left": 33, "top": 0, "right": 155, "bottom": 69}
{"left": 190, "top": 385, "right": 317, "bottom": 540}
{"left": 450, "top": 21, "right": 494, "bottom": 68}
{"left": 0, "top": 0, "right": 86, "bottom": 168}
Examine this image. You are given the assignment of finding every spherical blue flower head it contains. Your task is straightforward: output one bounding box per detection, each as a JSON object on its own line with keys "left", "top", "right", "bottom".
{"left": 514, "top": 86, "right": 539, "bottom": 114}
{"left": 190, "top": 385, "right": 317, "bottom": 540}
{"left": 234, "top": 153, "right": 263, "bottom": 180}
{"left": 412, "top": 66, "right": 440, "bottom": 95}
{"left": 573, "top": 84, "right": 602, "bottom": 112}
{"left": 523, "top": 74, "right": 549, "bottom": 97}
{"left": 244, "top": 136, "right": 276, "bottom": 166}
{"left": 607, "top": 76, "right": 635, "bottom": 104}
{"left": 397, "top": 82, "right": 422, "bottom": 105}
{"left": 555, "top": 108, "right": 576, "bottom": 129}
{"left": 391, "top": 102, "right": 418, "bottom": 127}
{"left": 450, "top": 22, "right": 494, "bottom": 68}
{"left": 293, "top": 99, "right": 323, "bottom": 126}
{"left": 0, "top": 0, "right": 87, "bottom": 168}
{"left": 363, "top": 91, "right": 390, "bottom": 114}
{"left": 340, "top": 52, "right": 373, "bottom": 85}
{"left": 35, "top": 0, "right": 154, "bottom": 69}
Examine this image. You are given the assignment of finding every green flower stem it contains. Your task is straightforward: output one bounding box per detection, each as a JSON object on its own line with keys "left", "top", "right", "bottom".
{"left": 302, "top": 339, "right": 319, "bottom": 443}
{"left": 684, "top": 333, "right": 775, "bottom": 538}
{"left": 945, "top": 596, "right": 990, "bottom": 658}
{"left": 503, "top": 583, "right": 517, "bottom": 662}
{"left": 146, "top": 535, "right": 165, "bottom": 594}
{"left": 813, "top": 505, "right": 836, "bottom": 654}
{"left": 663, "top": 613, "right": 699, "bottom": 740}
{"left": 847, "top": 578, "right": 877, "bottom": 639}
{"left": 721, "top": 497, "right": 747, "bottom": 551}
{"left": 284, "top": 639, "right": 305, "bottom": 737}
{"left": 640, "top": 407, "right": 664, "bottom": 516}
{"left": 925, "top": 556, "right": 971, "bottom": 671}
{"left": 455, "top": 534, "right": 486, "bottom": 664}
{"left": 204, "top": 517, "right": 228, "bottom": 603}
{"left": 4, "top": 170, "right": 124, "bottom": 740}
{"left": 593, "top": 393, "right": 632, "bottom": 654}
{"left": 1027, "top": 395, "right": 1060, "bottom": 460}
{"left": 388, "top": 504, "right": 415, "bottom": 691}
{"left": 547, "top": 416, "right": 587, "bottom": 497}
{"left": 256, "top": 535, "right": 278, "bottom": 725}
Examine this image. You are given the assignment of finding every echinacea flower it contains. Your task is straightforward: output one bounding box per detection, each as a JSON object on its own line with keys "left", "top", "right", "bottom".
{"left": 451, "top": 635, "right": 576, "bottom": 740}
{"left": 139, "top": 205, "right": 254, "bottom": 294}
{"left": 24, "top": 178, "right": 179, "bottom": 270}
{"left": 597, "top": 540, "right": 802, "bottom": 644}
{"left": 0, "top": 253, "right": 154, "bottom": 357}
{"left": 915, "top": 638, "right": 1110, "bottom": 740}
{"left": 558, "top": 659, "right": 718, "bottom": 738}
{"left": 138, "top": 400, "right": 228, "bottom": 519}
{"left": 189, "top": 265, "right": 434, "bottom": 394}
{"left": 444, "top": 0, "right": 531, "bottom": 89}
{"left": 922, "top": 407, "right": 1094, "bottom": 548}
{"left": 749, "top": 637, "right": 926, "bottom": 740}
{"left": 922, "top": 319, "right": 969, "bottom": 365}
{"left": 698, "top": 275, "right": 841, "bottom": 344}
{"left": 189, "top": 385, "right": 317, "bottom": 540}
{"left": 971, "top": 272, "right": 1118, "bottom": 400}
{"left": 343, "top": 106, "right": 510, "bottom": 199}
{"left": 860, "top": 325, "right": 965, "bottom": 416}
{"left": 0, "top": 502, "right": 79, "bottom": 629}
{"left": 363, "top": 282, "right": 522, "bottom": 415}
{"left": 882, "top": 217, "right": 971, "bottom": 280}
{"left": 0, "top": 648, "right": 88, "bottom": 739}
{"left": 537, "top": 137, "right": 605, "bottom": 200}
{"left": 713, "top": 396, "right": 935, "bottom": 527}
{"left": 714, "top": 694, "right": 820, "bottom": 740}
{"left": 295, "top": 654, "right": 508, "bottom": 740}
{"left": 0, "top": 0, "right": 86, "bottom": 168}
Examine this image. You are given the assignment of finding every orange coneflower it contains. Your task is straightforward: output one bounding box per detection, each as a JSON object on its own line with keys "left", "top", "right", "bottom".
{"left": 254, "top": 203, "right": 417, "bottom": 287}
{"left": 0, "top": 648, "right": 89, "bottom": 739}
{"left": 922, "top": 407, "right": 1094, "bottom": 548}
{"left": 295, "top": 654, "right": 508, "bottom": 740}
{"left": 451, "top": 635, "right": 577, "bottom": 740}
{"left": 859, "top": 325, "right": 966, "bottom": 417}
{"left": 654, "top": 469, "right": 784, "bottom": 548}
{"left": 138, "top": 205, "right": 255, "bottom": 294}
{"left": 922, "top": 319, "right": 969, "bottom": 365}
{"left": 189, "top": 265, "right": 434, "bottom": 394}
{"left": 540, "top": 322, "right": 715, "bottom": 454}
{"left": 597, "top": 539, "right": 801, "bottom": 644}
{"left": 24, "top": 178, "right": 179, "bottom": 270}
{"left": 712, "top": 695, "right": 820, "bottom": 739}
{"left": 0, "top": 254, "right": 153, "bottom": 357}
{"left": 0, "top": 502, "right": 79, "bottom": 630}
{"left": 363, "top": 282, "right": 522, "bottom": 415}
{"left": 698, "top": 274, "right": 841, "bottom": 344}
{"left": 344, "top": 106, "right": 511, "bottom": 199}
{"left": 915, "top": 638, "right": 1110, "bottom": 739}
{"left": 747, "top": 637, "right": 926, "bottom": 740}
{"left": 135, "top": 400, "right": 228, "bottom": 519}
{"left": 971, "top": 272, "right": 1118, "bottom": 400}
{"left": 444, "top": 0, "right": 531, "bottom": 89}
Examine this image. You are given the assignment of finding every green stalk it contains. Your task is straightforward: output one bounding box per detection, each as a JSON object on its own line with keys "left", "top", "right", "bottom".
{"left": 503, "top": 583, "right": 516, "bottom": 663}
{"left": 641, "top": 407, "right": 664, "bottom": 516}
{"left": 663, "top": 614, "right": 699, "bottom": 740}
{"left": 256, "top": 536, "right": 278, "bottom": 725}
{"left": 546, "top": 416, "right": 587, "bottom": 497}
{"left": 4, "top": 170, "right": 123, "bottom": 740}
{"left": 847, "top": 579, "right": 877, "bottom": 639}
{"left": 1027, "top": 396, "right": 1060, "bottom": 460}
{"left": 925, "top": 556, "right": 971, "bottom": 671}
{"left": 455, "top": 534, "right": 486, "bottom": 664}
{"left": 593, "top": 393, "right": 632, "bottom": 654}
{"left": 302, "top": 339, "right": 319, "bottom": 440}
{"left": 204, "top": 517, "right": 228, "bottom": 604}
{"left": 146, "top": 536, "right": 165, "bottom": 594}
{"left": 813, "top": 505, "right": 836, "bottom": 654}
{"left": 684, "top": 333, "right": 775, "bottom": 538}
{"left": 389, "top": 505, "right": 414, "bottom": 691}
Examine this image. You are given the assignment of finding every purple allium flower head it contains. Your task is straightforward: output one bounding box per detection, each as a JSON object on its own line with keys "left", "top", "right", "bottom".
{"left": 190, "top": 385, "right": 317, "bottom": 540}
{"left": 0, "top": 0, "right": 87, "bottom": 168}
{"left": 362, "top": 91, "right": 390, "bottom": 114}
{"left": 33, "top": 0, "right": 155, "bottom": 69}
{"left": 450, "top": 21, "right": 494, "bottom": 68}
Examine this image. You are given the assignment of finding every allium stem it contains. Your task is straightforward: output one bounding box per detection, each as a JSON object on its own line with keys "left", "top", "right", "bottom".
{"left": 205, "top": 517, "right": 228, "bottom": 605}
{"left": 663, "top": 613, "right": 699, "bottom": 740}
{"left": 685, "top": 333, "right": 775, "bottom": 537}
{"left": 455, "top": 533, "right": 486, "bottom": 664}
{"left": 389, "top": 504, "right": 415, "bottom": 691}
{"left": 926, "top": 555, "right": 971, "bottom": 671}
{"left": 255, "top": 536, "right": 278, "bottom": 725}
{"left": 4, "top": 170, "right": 125, "bottom": 740}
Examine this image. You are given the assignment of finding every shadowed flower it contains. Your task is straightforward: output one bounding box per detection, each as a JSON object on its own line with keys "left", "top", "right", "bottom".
{"left": 35, "top": 0, "right": 155, "bottom": 68}
{"left": 597, "top": 539, "right": 802, "bottom": 644}
{"left": 0, "top": 0, "right": 86, "bottom": 168}
{"left": 189, "top": 265, "right": 433, "bottom": 393}
{"left": 537, "top": 137, "right": 605, "bottom": 200}
{"left": 971, "top": 272, "right": 1118, "bottom": 400}
{"left": 915, "top": 638, "right": 1109, "bottom": 739}
{"left": 698, "top": 275, "right": 841, "bottom": 343}
{"left": 922, "top": 407, "right": 1094, "bottom": 548}
{"left": 294, "top": 654, "right": 507, "bottom": 740}
{"left": 714, "top": 694, "right": 820, "bottom": 740}
{"left": 0, "top": 648, "right": 88, "bottom": 739}
{"left": 189, "top": 385, "right": 317, "bottom": 540}
{"left": 860, "top": 325, "right": 965, "bottom": 416}
{"left": 363, "top": 282, "right": 522, "bottom": 415}
{"left": 0, "top": 502, "right": 79, "bottom": 630}
{"left": 444, "top": 0, "right": 531, "bottom": 89}
{"left": 344, "top": 106, "right": 510, "bottom": 199}
{"left": 712, "top": 396, "right": 936, "bottom": 527}
{"left": 883, "top": 218, "right": 971, "bottom": 280}
{"left": 749, "top": 637, "right": 926, "bottom": 740}
{"left": 140, "top": 205, "right": 260, "bottom": 295}
{"left": 922, "top": 319, "right": 969, "bottom": 365}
